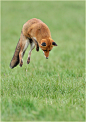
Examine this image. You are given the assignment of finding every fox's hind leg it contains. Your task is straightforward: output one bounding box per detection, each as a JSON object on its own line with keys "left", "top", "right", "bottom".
{"left": 19, "top": 50, "right": 23, "bottom": 67}
{"left": 27, "top": 41, "right": 35, "bottom": 64}
{"left": 19, "top": 38, "right": 30, "bottom": 67}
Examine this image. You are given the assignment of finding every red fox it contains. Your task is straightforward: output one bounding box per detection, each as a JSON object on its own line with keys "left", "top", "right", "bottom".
{"left": 10, "top": 18, "right": 57, "bottom": 68}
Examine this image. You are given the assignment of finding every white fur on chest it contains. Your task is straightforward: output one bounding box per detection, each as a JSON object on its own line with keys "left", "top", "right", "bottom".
{"left": 23, "top": 39, "right": 30, "bottom": 52}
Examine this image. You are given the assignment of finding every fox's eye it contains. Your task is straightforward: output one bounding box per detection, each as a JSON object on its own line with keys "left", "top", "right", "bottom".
{"left": 49, "top": 50, "right": 51, "bottom": 51}
{"left": 43, "top": 50, "right": 47, "bottom": 51}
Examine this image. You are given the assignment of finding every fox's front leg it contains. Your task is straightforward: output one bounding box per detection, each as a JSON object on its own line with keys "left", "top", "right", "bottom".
{"left": 27, "top": 41, "right": 35, "bottom": 64}
{"left": 27, "top": 51, "right": 31, "bottom": 64}
{"left": 19, "top": 50, "right": 23, "bottom": 67}
{"left": 32, "top": 37, "right": 39, "bottom": 51}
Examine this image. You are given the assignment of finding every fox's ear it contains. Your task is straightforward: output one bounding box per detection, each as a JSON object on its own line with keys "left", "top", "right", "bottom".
{"left": 41, "top": 42, "right": 46, "bottom": 46}
{"left": 52, "top": 42, "right": 58, "bottom": 46}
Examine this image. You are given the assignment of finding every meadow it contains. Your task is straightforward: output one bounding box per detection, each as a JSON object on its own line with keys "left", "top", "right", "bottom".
{"left": 1, "top": 1, "right": 85, "bottom": 121}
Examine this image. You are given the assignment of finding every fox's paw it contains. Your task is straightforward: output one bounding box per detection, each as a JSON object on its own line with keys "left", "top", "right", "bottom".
{"left": 27, "top": 57, "right": 30, "bottom": 64}
{"left": 36, "top": 46, "right": 39, "bottom": 52}
{"left": 20, "top": 60, "right": 23, "bottom": 67}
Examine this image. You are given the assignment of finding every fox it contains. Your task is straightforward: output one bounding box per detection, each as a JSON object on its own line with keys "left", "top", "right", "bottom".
{"left": 10, "top": 18, "right": 57, "bottom": 69}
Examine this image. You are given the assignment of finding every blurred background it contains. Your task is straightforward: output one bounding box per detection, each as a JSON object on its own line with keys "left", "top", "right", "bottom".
{"left": 1, "top": 1, "right": 85, "bottom": 121}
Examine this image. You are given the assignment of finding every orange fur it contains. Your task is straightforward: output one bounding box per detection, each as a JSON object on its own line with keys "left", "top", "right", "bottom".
{"left": 10, "top": 18, "right": 57, "bottom": 68}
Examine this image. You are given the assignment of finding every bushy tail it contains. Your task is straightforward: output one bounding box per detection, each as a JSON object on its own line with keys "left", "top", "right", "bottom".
{"left": 10, "top": 40, "right": 20, "bottom": 69}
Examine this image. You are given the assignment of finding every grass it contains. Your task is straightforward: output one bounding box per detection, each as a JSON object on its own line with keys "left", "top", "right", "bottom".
{"left": 1, "top": 1, "right": 85, "bottom": 121}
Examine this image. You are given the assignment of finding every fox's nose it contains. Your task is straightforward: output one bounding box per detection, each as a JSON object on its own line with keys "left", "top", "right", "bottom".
{"left": 46, "top": 57, "right": 48, "bottom": 59}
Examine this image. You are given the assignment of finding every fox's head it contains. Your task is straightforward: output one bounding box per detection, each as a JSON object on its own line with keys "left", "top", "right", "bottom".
{"left": 39, "top": 38, "right": 57, "bottom": 59}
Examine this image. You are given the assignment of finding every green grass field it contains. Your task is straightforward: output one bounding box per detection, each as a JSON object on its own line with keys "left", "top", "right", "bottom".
{"left": 1, "top": 1, "right": 85, "bottom": 121}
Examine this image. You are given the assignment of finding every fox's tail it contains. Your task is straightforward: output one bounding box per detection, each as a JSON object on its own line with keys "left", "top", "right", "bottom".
{"left": 10, "top": 40, "right": 20, "bottom": 69}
